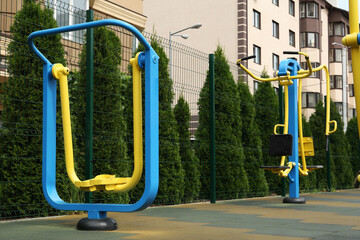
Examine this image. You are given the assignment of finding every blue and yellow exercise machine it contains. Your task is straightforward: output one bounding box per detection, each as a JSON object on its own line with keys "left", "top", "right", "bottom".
{"left": 237, "top": 52, "right": 337, "bottom": 203}
{"left": 28, "top": 19, "right": 159, "bottom": 230}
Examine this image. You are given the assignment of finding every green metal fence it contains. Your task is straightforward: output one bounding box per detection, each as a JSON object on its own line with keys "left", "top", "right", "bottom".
{"left": 0, "top": 0, "right": 356, "bottom": 220}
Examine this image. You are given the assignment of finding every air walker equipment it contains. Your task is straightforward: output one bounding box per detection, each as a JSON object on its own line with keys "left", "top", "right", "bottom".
{"left": 28, "top": 19, "right": 159, "bottom": 230}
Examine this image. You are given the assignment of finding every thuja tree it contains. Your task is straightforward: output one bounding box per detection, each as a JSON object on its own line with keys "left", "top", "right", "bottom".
{"left": 328, "top": 101, "right": 353, "bottom": 189}
{"left": 237, "top": 81, "right": 268, "bottom": 197}
{"left": 254, "top": 78, "right": 280, "bottom": 194}
{"left": 309, "top": 101, "right": 337, "bottom": 190}
{"left": 346, "top": 117, "right": 360, "bottom": 177}
{"left": 299, "top": 115, "right": 317, "bottom": 192}
{"left": 128, "top": 37, "right": 184, "bottom": 204}
{"left": 0, "top": 0, "right": 78, "bottom": 217}
{"left": 195, "top": 46, "right": 249, "bottom": 199}
{"left": 72, "top": 26, "right": 129, "bottom": 203}
{"left": 174, "top": 96, "right": 201, "bottom": 202}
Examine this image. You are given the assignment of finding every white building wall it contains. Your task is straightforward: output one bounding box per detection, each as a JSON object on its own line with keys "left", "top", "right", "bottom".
{"left": 143, "top": 0, "right": 238, "bottom": 62}
{"left": 247, "top": 0, "right": 299, "bottom": 94}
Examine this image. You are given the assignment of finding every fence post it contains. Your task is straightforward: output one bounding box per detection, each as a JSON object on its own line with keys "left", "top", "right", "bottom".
{"left": 209, "top": 54, "right": 216, "bottom": 203}
{"left": 278, "top": 85, "right": 286, "bottom": 196}
{"left": 324, "top": 96, "right": 331, "bottom": 192}
{"left": 85, "top": 9, "right": 94, "bottom": 203}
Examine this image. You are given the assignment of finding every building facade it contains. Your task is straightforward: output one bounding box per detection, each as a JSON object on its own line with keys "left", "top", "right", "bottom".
{"left": 0, "top": 0, "right": 355, "bottom": 126}
{"left": 298, "top": 0, "right": 353, "bottom": 124}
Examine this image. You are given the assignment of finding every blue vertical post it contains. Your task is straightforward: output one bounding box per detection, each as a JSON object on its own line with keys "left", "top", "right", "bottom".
{"left": 278, "top": 59, "right": 305, "bottom": 204}
{"left": 287, "top": 62, "right": 300, "bottom": 199}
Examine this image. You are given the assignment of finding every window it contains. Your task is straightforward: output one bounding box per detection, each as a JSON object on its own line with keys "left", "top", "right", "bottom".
{"left": 289, "top": 0, "right": 295, "bottom": 16}
{"left": 48, "top": 0, "right": 88, "bottom": 43}
{"left": 300, "top": 62, "right": 320, "bottom": 78}
{"left": 289, "top": 30, "right": 295, "bottom": 47}
{"left": 272, "top": 54, "right": 279, "bottom": 71}
{"left": 335, "top": 102, "right": 343, "bottom": 115}
{"left": 274, "top": 87, "right": 279, "bottom": 96}
{"left": 302, "top": 92, "right": 320, "bottom": 108}
{"left": 0, "top": 55, "right": 6, "bottom": 72}
{"left": 349, "top": 84, "right": 355, "bottom": 97}
{"left": 330, "top": 75, "right": 343, "bottom": 89}
{"left": 272, "top": 0, "right": 279, "bottom": 6}
{"left": 254, "top": 81, "right": 259, "bottom": 92}
{"left": 300, "top": 3, "right": 305, "bottom": 18}
{"left": 272, "top": 21, "right": 279, "bottom": 38}
{"left": 300, "top": 32, "right": 319, "bottom": 48}
{"left": 329, "top": 49, "right": 342, "bottom": 62}
{"left": 349, "top": 108, "right": 357, "bottom": 119}
{"left": 253, "top": 45, "right": 261, "bottom": 64}
{"left": 329, "top": 22, "right": 345, "bottom": 36}
{"left": 253, "top": 10, "right": 261, "bottom": 29}
{"left": 300, "top": 2, "right": 319, "bottom": 18}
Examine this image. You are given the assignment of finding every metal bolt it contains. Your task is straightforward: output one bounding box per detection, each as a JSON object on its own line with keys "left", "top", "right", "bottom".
{"left": 152, "top": 56, "right": 157, "bottom": 64}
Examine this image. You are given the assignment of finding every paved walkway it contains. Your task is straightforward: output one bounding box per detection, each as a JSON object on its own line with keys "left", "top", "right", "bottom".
{"left": 1, "top": 189, "right": 360, "bottom": 239}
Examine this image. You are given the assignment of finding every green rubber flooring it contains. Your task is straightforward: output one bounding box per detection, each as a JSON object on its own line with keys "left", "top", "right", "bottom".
{"left": 2, "top": 189, "right": 360, "bottom": 239}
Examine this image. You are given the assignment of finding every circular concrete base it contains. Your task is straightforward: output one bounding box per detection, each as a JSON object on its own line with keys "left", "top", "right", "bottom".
{"left": 283, "top": 197, "right": 306, "bottom": 204}
{"left": 77, "top": 217, "right": 117, "bottom": 231}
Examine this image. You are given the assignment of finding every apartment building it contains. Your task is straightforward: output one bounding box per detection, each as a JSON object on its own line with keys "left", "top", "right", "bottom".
{"left": 0, "top": 0, "right": 355, "bottom": 125}
{"left": 298, "top": 0, "right": 353, "bottom": 124}
{"left": 240, "top": 0, "right": 300, "bottom": 94}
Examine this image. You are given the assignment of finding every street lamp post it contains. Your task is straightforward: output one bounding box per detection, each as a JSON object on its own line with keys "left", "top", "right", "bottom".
{"left": 169, "top": 23, "right": 202, "bottom": 79}
{"left": 332, "top": 42, "right": 348, "bottom": 131}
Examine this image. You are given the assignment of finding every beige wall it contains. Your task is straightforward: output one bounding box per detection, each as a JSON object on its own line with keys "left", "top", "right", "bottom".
{"left": 247, "top": 0, "right": 299, "bottom": 94}
{"left": 91, "top": 0, "right": 146, "bottom": 30}
{"left": 143, "top": 0, "right": 238, "bottom": 62}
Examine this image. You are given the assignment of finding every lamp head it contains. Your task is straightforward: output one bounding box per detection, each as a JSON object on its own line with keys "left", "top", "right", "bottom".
{"left": 191, "top": 23, "right": 202, "bottom": 29}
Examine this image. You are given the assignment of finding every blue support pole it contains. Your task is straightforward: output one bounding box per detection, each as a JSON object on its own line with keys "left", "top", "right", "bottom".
{"left": 278, "top": 59, "right": 305, "bottom": 204}
{"left": 287, "top": 64, "right": 300, "bottom": 199}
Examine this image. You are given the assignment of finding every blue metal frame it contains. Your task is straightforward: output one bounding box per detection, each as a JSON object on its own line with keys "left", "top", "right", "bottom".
{"left": 278, "top": 59, "right": 301, "bottom": 199}
{"left": 28, "top": 19, "right": 159, "bottom": 217}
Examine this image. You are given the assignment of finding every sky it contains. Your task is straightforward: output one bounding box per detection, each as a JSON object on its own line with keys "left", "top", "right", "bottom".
{"left": 337, "top": 1, "right": 360, "bottom": 22}
{"left": 338, "top": 1, "right": 349, "bottom": 10}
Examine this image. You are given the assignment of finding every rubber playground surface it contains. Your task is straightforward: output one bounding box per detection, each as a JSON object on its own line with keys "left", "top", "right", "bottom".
{"left": 2, "top": 189, "right": 360, "bottom": 240}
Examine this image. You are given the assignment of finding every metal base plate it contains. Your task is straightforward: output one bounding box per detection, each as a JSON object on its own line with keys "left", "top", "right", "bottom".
{"left": 283, "top": 197, "right": 306, "bottom": 204}
{"left": 77, "top": 217, "right": 117, "bottom": 231}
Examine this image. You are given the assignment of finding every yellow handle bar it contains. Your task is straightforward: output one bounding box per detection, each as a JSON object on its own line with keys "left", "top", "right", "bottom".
{"left": 274, "top": 124, "right": 285, "bottom": 135}
{"left": 328, "top": 120, "right": 337, "bottom": 134}
{"left": 52, "top": 63, "right": 81, "bottom": 185}
{"left": 237, "top": 52, "right": 313, "bottom": 83}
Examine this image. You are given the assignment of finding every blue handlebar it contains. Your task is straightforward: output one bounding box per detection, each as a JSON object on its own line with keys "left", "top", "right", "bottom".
{"left": 28, "top": 19, "right": 151, "bottom": 65}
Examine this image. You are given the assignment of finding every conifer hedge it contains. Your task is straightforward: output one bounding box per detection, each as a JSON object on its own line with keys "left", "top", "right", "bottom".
{"left": 196, "top": 46, "right": 249, "bottom": 199}
{"left": 253, "top": 80, "right": 280, "bottom": 194}
{"left": 309, "top": 100, "right": 353, "bottom": 190}
{"left": 237, "top": 81, "right": 268, "bottom": 197}
{"left": 346, "top": 117, "right": 360, "bottom": 177}
{"left": 128, "top": 38, "right": 184, "bottom": 204}
{"left": 0, "top": 0, "right": 78, "bottom": 217}
{"left": 328, "top": 101, "right": 353, "bottom": 188}
{"left": 174, "top": 96, "right": 201, "bottom": 202}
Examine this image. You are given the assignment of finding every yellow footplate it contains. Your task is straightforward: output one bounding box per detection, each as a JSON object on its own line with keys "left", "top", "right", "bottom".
{"left": 75, "top": 174, "right": 131, "bottom": 192}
